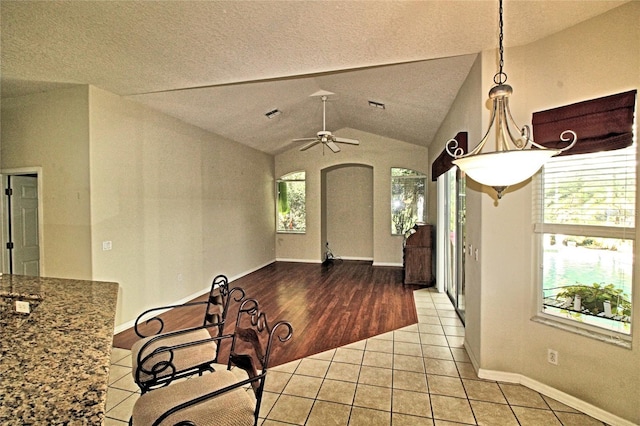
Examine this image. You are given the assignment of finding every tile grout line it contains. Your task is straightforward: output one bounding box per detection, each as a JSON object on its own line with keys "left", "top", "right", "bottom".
{"left": 106, "top": 288, "right": 606, "bottom": 425}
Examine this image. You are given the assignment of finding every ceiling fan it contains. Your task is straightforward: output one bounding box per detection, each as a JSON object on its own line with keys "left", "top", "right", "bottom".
{"left": 293, "top": 94, "right": 360, "bottom": 153}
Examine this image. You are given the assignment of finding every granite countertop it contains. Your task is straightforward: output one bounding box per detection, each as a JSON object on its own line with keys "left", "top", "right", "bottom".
{"left": 0, "top": 274, "right": 119, "bottom": 425}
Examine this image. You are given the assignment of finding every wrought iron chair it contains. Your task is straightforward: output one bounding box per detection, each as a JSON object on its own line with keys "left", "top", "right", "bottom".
{"left": 130, "top": 297, "right": 293, "bottom": 426}
{"left": 131, "top": 275, "right": 246, "bottom": 393}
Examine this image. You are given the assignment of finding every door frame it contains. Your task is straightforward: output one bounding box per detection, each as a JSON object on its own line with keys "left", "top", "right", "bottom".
{"left": 1, "top": 167, "right": 44, "bottom": 275}
{"left": 437, "top": 167, "right": 466, "bottom": 322}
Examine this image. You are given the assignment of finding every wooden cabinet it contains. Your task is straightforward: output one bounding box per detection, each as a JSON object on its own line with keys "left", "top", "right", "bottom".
{"left": 403, "top": 224, "right": 434, "bottom": 286}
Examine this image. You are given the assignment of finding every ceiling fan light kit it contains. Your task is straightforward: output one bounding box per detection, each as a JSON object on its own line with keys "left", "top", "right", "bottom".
{"left": 445, "top": 0, "right": 576, "bottom": 199}
{"left": 293, "top": 94, "right": 360, "bottom": 153}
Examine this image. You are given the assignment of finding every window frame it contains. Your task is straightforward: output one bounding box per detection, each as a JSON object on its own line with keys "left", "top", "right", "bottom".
{"left": 532, "top": 146, "right": 636, "bottom": 347}
{"left": 390, "top": 167, "right": 427, "bottom": 236}
{"left": 276, "top": 171, "right": 306, "bottom": 234}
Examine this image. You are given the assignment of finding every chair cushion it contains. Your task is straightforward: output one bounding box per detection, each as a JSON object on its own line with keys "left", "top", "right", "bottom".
{"left": 131, "top": 370, "right": 256, "bottom": 426}
{"left": 131, "top": 328, "right": 217, "bottom": 386}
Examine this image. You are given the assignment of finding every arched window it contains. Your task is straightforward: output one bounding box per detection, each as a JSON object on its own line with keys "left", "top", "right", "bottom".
{"left": 276, "top": 171, "right": 306, "bottom": 233}
{"left": 391, "top": 168, "right": 427, "bottom": 235}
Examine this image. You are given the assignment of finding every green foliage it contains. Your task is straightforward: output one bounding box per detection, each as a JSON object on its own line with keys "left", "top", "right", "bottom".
{"left": 545, "top": 178, "right": 594, "bottom": 224}
{"left": 556, "top": 283, "right": 631, "bottom": 317}
{"left": 544, "top": 168, "right": 635, "bottom": 228}
{"left": 392, "top": 206, "right": 417, "bottom": 235}
{"left": 277, "top": 181, "right": 289, "bottom": 215}
{"left": 391, "top": 170, "right": 426, "bottom": 235}
{"left": 277, "top": 179, "right": 305, "bottom": 232}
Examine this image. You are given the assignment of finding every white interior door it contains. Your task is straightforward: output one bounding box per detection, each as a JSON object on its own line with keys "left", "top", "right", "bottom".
{"left": 8, "top": 175, "right": 40, "bottom": 276}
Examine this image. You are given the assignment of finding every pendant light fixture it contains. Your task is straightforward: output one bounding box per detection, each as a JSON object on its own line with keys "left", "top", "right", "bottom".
{"left": 446, "top": 0, "right": 577, "bottom": 199}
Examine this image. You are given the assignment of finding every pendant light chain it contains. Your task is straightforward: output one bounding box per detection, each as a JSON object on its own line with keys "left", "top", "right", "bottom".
{"left": 494, "top": 0, "right": 508, "bottom": 85}
{"left": 445, "top": 0, "right": 576, "bottom": 200}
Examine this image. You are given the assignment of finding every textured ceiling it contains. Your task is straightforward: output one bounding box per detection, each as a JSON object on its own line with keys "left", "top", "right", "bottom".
{"left": 1, "top": 1, "right": 628, "bottom": 155}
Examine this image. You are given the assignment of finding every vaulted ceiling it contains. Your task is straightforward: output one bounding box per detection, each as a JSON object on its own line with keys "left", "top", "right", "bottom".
{"left": 1, "top": 1, "right": 628, "bottom": 155}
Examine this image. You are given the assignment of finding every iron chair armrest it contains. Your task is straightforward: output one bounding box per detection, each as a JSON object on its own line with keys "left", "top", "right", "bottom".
{"left": 133, "top": 300, "right": 211, "bottom": 338}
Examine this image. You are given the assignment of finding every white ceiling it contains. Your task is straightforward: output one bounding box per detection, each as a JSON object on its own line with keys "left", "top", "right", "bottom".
{"left": 1, "top": 1, "right": 628, "bottom": 155}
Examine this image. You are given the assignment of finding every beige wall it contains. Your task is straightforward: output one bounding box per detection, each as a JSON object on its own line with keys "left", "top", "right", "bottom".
{"left": 505, "top": 3, "right": 638, "bottom": 423}
{"left": 88, "top": 87, "right": 275, "bottom": 327}
{"left": 275, "top": 129, "right": 429, "bottom": 265}
{"left": 428, "top": 53, "right": 484, "bottom": 367}
{"left": 1, "top": 86, "right": 275, "bottom": 329}
{"left": 431, "top": 3, "right": 639, "bottom": 423}
{"left": 2, "top": 3, "right": 636, "bottom": 420}
{"left": 1, "top": 86, "right": 93, "bottom": 279}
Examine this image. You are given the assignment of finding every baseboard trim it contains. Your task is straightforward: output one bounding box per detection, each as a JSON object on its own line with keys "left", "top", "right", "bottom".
{"left": 372, "top": 261, "right": 403, "bottom": 267}
{"left": 477, "top": 367, "right": 636, "bottom": 426}
{"left": 114, "top": 260, "right": 276, "bottom": 334}
{"left": 275, "top": 257, "right": 321, "bottom": 263}
{"left": 273, "top": 258, "right": 402, "bottom": 267}
{"left": 463, "top": 340, "right": 481, "bottom": 372}
{"left": 339, "top": 256, "right": 374, "bottom": 261}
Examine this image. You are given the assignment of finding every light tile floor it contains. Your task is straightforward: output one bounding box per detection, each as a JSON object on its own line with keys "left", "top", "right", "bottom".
{"left": 105, "top": 288, "right": 607, "bottom": 425}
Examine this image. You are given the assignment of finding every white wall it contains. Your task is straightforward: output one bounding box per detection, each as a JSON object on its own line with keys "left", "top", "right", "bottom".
{"left": 88, "top": 87, "right": 275, "bottom": 327}
{"left": 1, "top": 86, "right": 93, "bottom": 279}
{"left": 275, "top": 128, "right": 429, "bottom": 265}
{"left": 432, "top": 3, "right": 639, "bottom": 423}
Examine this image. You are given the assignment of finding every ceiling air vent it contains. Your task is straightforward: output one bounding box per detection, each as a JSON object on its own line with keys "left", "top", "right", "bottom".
{"left": 265, "top": 109, "right": 281, "bottom": 119}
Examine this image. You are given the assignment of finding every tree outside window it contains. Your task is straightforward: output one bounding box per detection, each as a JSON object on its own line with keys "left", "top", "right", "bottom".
{"left": 391, "top": 168, "right": 426, "bottom": 235}
{"left": 277, "top": 171, "right": 305, "bottom": 233}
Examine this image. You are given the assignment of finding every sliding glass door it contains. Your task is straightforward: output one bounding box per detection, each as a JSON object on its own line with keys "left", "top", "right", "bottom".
{"left": 441, "top": 167, "right": 466, "bottom": 321}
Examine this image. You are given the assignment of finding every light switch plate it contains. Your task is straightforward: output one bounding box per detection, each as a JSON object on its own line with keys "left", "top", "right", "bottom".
{"left": 15, "top": 300, "right": 30, "bottom": 314}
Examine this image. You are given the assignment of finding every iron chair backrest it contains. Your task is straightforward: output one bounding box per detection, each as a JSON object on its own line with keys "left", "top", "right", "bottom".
{"left": 143, "top": 298, "right": 293, "bottom": 426}
{"left": 132, "top": 276, "right": 246, "bottom": 392}
{"left": 133, "top": 274, "right": 236, "bottom": 339}
{"left": 227, "top": 297, "right": 294, "bottom": 424}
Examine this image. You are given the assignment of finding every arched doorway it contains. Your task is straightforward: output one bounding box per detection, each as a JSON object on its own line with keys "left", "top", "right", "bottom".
{"left": 321, "top": 164, "right": 373, "bottom": 262}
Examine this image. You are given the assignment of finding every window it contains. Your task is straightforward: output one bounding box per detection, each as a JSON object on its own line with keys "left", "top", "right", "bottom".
{"left": 391, "top": 168, "right": 426, "bottom": 235}
{"left": 277, "top": 171, "right": 305, "bottom": 233}
{"left": 534, "top": 146, "right": 635, "bottom": 337}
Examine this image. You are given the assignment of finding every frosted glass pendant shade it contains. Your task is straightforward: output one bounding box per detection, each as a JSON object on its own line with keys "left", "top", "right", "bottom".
{"left": 453, "top": 149, "right": 559, "bottom": 187}
{"left": 443, "top": 0, "right": 576, "bottom": 200}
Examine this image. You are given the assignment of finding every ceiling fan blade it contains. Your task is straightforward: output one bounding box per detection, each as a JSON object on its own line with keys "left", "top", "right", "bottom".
{"left": 292, "top": 137, "right": 317, "bottom": 143}
{"left": 300, "top": 140, "right": 320, "bottom": 151}
{"left": 334, "top": 137, "right": 360, "bottom": 145}
{"left": 326, "top": 141, "right": 341, "bottom": 152}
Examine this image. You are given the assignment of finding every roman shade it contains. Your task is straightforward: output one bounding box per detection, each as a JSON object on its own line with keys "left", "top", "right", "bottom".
{"left": 431, "top": 132, "right": 467, "bottom": 181}
{"left": 532, "top": 90, "right": 637, "bottom": 156}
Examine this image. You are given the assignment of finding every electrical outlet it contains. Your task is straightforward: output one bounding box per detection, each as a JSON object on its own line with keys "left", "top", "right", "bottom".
{"left": 547, "top": 349, "right": 559, "bottom": 365}
{"left": 15, "top": 300, "right": 30, "bottom": 314}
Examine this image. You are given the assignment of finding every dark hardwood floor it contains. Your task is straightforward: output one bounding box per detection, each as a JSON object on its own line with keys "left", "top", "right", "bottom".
{"left": 113, "top": 260, "right": 420, "bottom": 366}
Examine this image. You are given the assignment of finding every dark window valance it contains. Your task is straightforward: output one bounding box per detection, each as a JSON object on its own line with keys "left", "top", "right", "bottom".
{"left": 532, "top": 89, "right": 637, "bottom": 156}
{"left": 431, "top": 132, "right": 467, "bottom": 181}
